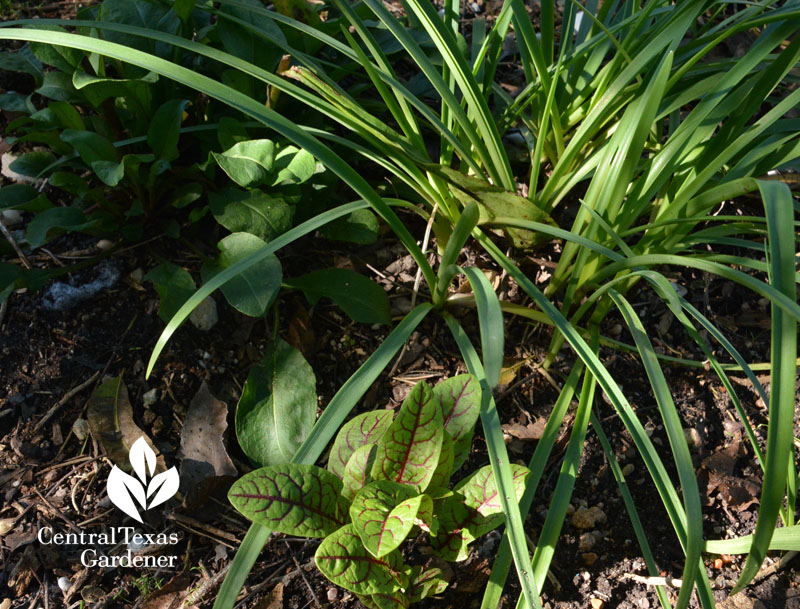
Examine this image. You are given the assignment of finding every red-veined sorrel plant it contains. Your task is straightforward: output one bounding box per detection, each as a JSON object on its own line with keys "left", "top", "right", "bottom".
{"left": 3, "top": 1, "right": 799, "bottom": 608}
{"left": 227, "top": 376, "right": 530, "bottom": 609}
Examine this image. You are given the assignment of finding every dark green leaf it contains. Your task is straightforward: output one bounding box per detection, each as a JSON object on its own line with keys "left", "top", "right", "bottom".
{"left": 201, "top": 232, "right": 282, "bottom": 317}
{"left": 9, "top": 151, "right": 56, "bottom": 178}
{"left": 272, "top": 146, "right": 315, "bottom": 185}
{"left": 145, "top": 262, "right": 196, "bottom": 322}
{"left": 26, "top": 207, "right": 96, "bottom": 248}
{"left": 235, "top": 339, "right": 316, "bottom": 466}
{"left": 0, "top": 263, "right": 22, "bottom": 302}
{"left": 286, "top": 268, "right": 391, "bottom": 325}
{"left": 148, "top": 99, "right": 189, "bottom": 162}
{"left": 320, "top": 209, "right": 379, "bottom": 245}
{"left": 0, "top": 184, "right": 39, "bottom": 209}
{"left": 211, "top": 139, "right": 275, "bottom": 188}
{"left": 217, "top": 116, "right": 250, "bottom": 150}
{"left": 209, "top": 188, "right": 292, "bottom": 241}
{"left": 61, "top": 129, "right": 119, "bottom": 165}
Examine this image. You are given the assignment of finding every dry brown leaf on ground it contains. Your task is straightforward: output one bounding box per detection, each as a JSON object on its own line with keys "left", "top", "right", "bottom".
{"left": 178, "top": 383, "right": 237, "bottom": 509}
{"left": 86, "top": 376, "right": 165, "bottom": 472}
{"left": 8, "top": 544, "right": 39, "bottom": 597}
{"left": 141, "top": 573, "right": 191, "bottom": 609}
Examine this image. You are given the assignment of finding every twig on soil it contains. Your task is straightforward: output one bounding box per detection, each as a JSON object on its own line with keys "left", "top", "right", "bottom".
{"left": 752, "top": 550, "right": 798, "bottom": 584}
{"left": 33, "top": 487, "right": 81, "bottom": 534}
{"left": 167, "top": 513, "right": 239, "bottom": 547}
{"left": 34, "top": 371, "right": 101, "bottom": 432}
{"left": 623, "top": 573, "right": 683, "bottom": 587}
{"left": 179, "top": 562, "right": 230, "bottom": 609}
{"left": 0, "top": 215, "right": 32, "bottom": 270}
{"left": 285, "top": 541, "right": 321, "bottom": 607}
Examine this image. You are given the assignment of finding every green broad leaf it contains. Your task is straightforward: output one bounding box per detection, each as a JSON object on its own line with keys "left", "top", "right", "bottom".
{"left": 328, "top": 410, "right": 394, "bottom": 478}
{"left": 216, "top": 0, "right": 286, "bottom": 70}
{"left": 72, "top": 70, "right": 158, "bottom": 109}
{"left": 428, "top": 430, "right": 454, "bottom": 490}
{"left": 60, "top": 129, "right": 118, "bottom": 165}
{"left": 91, "top": 154, "right": 154, "bottom": 188}
{"left": 99, "top": 0, "right": 181, "bottom": 57}
{"left": 26, "top": 207, "right": 96, "bottom": 248}
{"left": 372, "top": 381, "right": 443, "bottom": 491}
{"left": 144, "top": 262, "right": 196, "bottom": 323}
{"left": 320, "top": 208, "right": 379, "bottom": 245}
{"left": 211, "top": 139, "right": 276, "bottom": 188}
{"left": 342, "top": 444, "right": 378, "bottom": 502}
{"left": 32, "top": 101, "right": 85, "bottom": 131}
{"left": 451, "top": 430, "right": 473, "bottom": 472}
{"left": 350, "top": 481, "right": 424, "bottom": 557}
{"left": 370, "top": 590, "right": 410, "bottom": 609}
{"left": 35, "top": 71, "right": 80, "bottom": 103}
{"left": 433, "top": 374, "right": 481, "bottom": 444}
{"left": 0, "top": 184, "right": 38, "bottom": 209}
{"left": 437, "top": 166, "right": 555, "bottom": 248}
{"left": 286, "top": 268, "right": 391, "bottom": 326}
{"left": 29, "top": 29, "right": 82, "bottom": 73}
{"left": 217, "top": 117, "right": 250, "bottom": 151}
{"left": 209, "top": 188, "right": 292, "bottom": 241}
{"left": 0, "top": 91, "right": 34, "bottom": 114}
{"left": 49, "top": 173, "right": 89, "bottom": 196}
{"left": 272, "top": 146, "right": 315, "bottom": 185}
{"left": 315, "top": 524, "right": 406, "bottom": 595}
{"left": 148, "top": 99, "right": 189, "bottom": 162}
{"left": 201, "top": 232, "right": 281, "bottom": 317}
{"left": 235, "top": 338, "right": 316, "bottom": 467}
{"left": 169, "top": 183, "right": 203, "bottom": 209}
{"left": 0, "top": 263, "right": 22, "bottom": 302}
{"left": 9, "top": 150, "right": 56, "bottom": 178}
{"left": 228, "top": 464, "right": 347, "bottom": 537}
{"left": 0, "top": 46, "right": 42, "bottom": 82}
{"left": 407, "top": 566, "right": 448, "bottom": 602}
{"left": 431, "top": 463, "right": 530, "bottom": 561}
{"left": 174, "top": 0, "right": 198, "bottom": 22}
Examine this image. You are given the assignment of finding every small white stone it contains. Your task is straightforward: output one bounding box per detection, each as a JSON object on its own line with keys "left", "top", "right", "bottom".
{"left": 2, "top": 209, "right": 22, "bottom": 226}
{"left": 96, "top": 239, "right": 114, "bottom": 251}
{"left": 142, "top": 388, "right": 158, "bottom": 406}
{"left": 57, "top": 576, "right": 72, "bottom": 592}
{"left": 189, "top": 296, "right": 218, "bottom": 331}
{"left": 72, "top": 418, "right": 90, "bottom": 441}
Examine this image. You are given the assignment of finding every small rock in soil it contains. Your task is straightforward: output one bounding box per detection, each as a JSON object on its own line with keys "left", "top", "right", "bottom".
{"left": 72, "top": 418, "right": 89, "bottom": 440}
{"left": 684, "top": 427, "right": 703, "bottom": 451}
{"left": 1, "top": 209, "right": 22, "bottom": 226}
{"left": 190, "top": 296, "right": 218, "bottom": 331}
{"left": 571, "top": 506, "right": 606, "bottom": 529}
{"left": 582, "top": 552, "right": 599, "bottom": 566}
{"left": 590, "top": 598, "right": 604, "bottom": 609}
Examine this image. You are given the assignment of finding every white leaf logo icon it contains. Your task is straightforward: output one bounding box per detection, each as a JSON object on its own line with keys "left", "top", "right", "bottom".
{"left": 107, "top": 437, "right": 179, "bottom": 521}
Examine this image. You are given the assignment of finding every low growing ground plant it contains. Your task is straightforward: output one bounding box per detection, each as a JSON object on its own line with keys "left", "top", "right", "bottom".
{"left": 229, "top": 375, "right": 530, "bottom": 608}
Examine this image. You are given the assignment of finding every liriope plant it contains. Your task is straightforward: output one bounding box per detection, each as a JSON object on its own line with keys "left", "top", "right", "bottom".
{"left": 1, "top": 1, "right": 799, "bottom": 608}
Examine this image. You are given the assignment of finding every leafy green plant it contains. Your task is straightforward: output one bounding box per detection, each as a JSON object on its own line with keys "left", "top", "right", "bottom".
{"left": 228, "top": 375, "right": 530, "bottom": 608}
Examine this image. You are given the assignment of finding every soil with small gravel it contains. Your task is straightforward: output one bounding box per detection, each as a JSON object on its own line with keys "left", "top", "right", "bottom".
{"left": 1, "top": 215, "right": 799, "bottom": 609}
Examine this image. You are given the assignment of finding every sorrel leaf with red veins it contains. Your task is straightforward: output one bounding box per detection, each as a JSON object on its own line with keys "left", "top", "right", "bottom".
{"left": 428, "top": 430, "right": 454, "bottom": 490}
{"left": 342, "top": 443, "right": 377, "bottom": 502}
{"left": 407, "top": 565, "right": 449, "bottom": 602}
{"left": 451, "top": 430, "right": 473, "bottom": 472}
{"left": 350, "top": 481, "right": 427, "bottom": 557}
{"left": 371, "top": 590, "right": 410, "bottom": 609}
{"left": 371, "top": 381, "right": 443, "bottom": 491}
{"left": 315, "top": 523, "right": 407, "bottom": 595}
{"left": 434, "top": 374, "right": 481, "bottom": 444}
{"left": 228, "top": 464, "right": 347, "bottom": 538}
{"left": 328, "top": 410, "right": 394, "bottom": 478}
{"left": 431, "top": 464, "right": 530, "bottom": 561}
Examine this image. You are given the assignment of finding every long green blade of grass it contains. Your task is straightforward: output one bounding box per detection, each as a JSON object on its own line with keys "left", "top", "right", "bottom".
{"left": 733, "top": 180, "right": 798, "bottom": 592}
{"left": 444, "top": 311, "right": 540, "bottom": 609}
